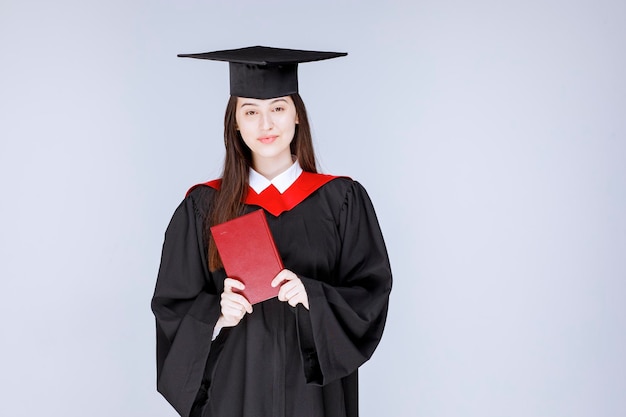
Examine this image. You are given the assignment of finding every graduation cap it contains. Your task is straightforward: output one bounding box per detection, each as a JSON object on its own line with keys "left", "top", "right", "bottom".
{"left": 177, "top": 46, "right": 347, "bottom": 99}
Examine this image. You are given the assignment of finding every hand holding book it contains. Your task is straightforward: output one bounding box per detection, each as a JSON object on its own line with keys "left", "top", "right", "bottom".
{"left": 217, "top": 277, "right": 254, "bottom": 329}
{"left": 215, "top": 271, "right": 309, "bottom": 337}
{"left": 211, "top": 209, "right": 310, "bottom": 336}
{"left": 271, "top": 270, "right": 309, "bottom": 310}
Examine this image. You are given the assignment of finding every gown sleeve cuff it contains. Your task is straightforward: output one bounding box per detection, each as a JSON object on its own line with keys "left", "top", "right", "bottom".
{"left": 295, "top": 304, "right": 323, "bottom": 385}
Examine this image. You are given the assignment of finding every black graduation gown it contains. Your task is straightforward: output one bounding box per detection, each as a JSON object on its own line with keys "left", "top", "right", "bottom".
{"left": 151, "top": 176, "right": 392, "bottom": 417}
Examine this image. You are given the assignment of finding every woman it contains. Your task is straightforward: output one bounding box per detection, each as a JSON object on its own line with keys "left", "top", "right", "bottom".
{"left": 152, "top": 46, "right": 392, "bottom": 417}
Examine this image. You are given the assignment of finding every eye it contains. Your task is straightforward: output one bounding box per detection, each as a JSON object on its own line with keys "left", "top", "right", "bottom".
{"left": 244, "top": 110, "right": 257, "bottom": 116}
{"left": 273, "top": 106, "right": 285, "bottom": 112}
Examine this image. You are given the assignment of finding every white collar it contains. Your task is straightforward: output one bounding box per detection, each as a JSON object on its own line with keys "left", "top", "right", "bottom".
{"left": 249, "top": 160, "right": 303, "bottom": 194}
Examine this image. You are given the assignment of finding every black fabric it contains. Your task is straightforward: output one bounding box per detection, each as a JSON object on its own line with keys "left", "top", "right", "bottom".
{"left": 229, "top": 63, "right": 298, "bottom": 100}
{"left": 152, "top": 177, "right": 392, "bottom": 417}
{"left": 177, "top": 46, "right": 347, "bottom": 99}
{"left": 177, "top": 46, "right": 347, "bottom": 66}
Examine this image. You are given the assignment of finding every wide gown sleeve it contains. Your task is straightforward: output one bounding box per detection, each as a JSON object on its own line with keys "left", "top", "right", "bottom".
{"left": 298, "top": 181, "right": 392, "bottom": 385}
{"left": 151, "top": 194, "right": 222, "bottom": 417}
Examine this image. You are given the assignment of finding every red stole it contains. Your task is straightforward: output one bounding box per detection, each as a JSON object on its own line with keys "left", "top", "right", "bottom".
{"left": 187, "top": 172, "right": 341, "bottom": 216}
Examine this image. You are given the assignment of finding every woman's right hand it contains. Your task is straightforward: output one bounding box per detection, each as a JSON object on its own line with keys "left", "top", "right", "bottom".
{"left": 217, "top": 278, "right": 253, "bottom": 329}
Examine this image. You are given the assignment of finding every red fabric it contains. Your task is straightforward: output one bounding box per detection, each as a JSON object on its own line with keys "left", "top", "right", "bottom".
{"left": 187, "top": 172, "right": 341, "bottom": 216}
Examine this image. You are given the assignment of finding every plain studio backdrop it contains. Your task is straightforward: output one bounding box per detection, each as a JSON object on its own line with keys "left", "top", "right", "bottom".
{"left": 1, "top": 1, "right": 625, "bottom": 416}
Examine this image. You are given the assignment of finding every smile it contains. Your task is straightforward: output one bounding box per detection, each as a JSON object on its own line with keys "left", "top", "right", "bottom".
{"left": 258, "top": 135, "right": 278, "bottom": 144}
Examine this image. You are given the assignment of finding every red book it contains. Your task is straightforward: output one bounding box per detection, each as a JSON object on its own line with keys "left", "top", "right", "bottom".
{"left": 210, "top": 209, "right": 284, "bottom": 304}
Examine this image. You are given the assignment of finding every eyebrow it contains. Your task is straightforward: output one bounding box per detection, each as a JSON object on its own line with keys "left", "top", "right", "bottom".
{"left": 239, "top": 98, "right": 288, "bottom": 108}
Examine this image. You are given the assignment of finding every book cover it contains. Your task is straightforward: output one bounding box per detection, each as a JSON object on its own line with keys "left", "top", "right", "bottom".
{"left": 210, "top": 209, "right": 284, "bottom": 304}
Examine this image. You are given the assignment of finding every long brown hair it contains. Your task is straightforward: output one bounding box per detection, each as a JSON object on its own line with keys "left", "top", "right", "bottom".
{"left": 207, "top": 93, "right": 316, "bottom": 271}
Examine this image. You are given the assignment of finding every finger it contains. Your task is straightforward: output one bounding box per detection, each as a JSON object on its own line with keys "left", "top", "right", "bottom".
{"left": 224, "top": 278, "right": 245, "bottom": 292}
{"left": 287, "top": 292, "right": 309, "bottom": 310}
{"left": 221, "top": 291, "right": 248, "bottom": 304}
{"left": 278, "top": 281, "right": 298, "bottom": 301}
{"left": 284, "top": 285, "right": 303, "bottom": 301}
{"left": 270, "top": 271, "right": 285, "bottom": 288}
{"left": 221, "top": 304, "right": 250, "bottom": 322}
{"left": 280, "top": 278, "right": 305, "bottom": 297}
{"left": 271, "top": 269, "right": 295, "bottom": 287}
{"left": 221, "top": 303, "right": 245, "bottom": 317}
{"left": 221, "top": 292, "right": 253, "bottom": 313}
{"left": 288, "top": 296, "right": 301, "bottom": 308}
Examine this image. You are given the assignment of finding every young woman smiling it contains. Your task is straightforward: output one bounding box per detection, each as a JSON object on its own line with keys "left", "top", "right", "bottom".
{"left": 152, "top": 46, "right": 392, "bottom": 417}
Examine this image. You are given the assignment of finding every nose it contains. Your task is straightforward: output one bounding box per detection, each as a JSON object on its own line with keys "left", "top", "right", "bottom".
{"left": 261, "top": 112, "right": 274, "bottom": 130}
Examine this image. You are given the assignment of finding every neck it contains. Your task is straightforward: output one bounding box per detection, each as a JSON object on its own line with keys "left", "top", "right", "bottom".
{"left": 252, "top": 154, "right": 294, "bottom": 180}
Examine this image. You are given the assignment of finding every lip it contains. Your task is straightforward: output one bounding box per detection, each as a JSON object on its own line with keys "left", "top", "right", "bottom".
{"left": 258, "top": 135, "right": 278, "bottom": 144}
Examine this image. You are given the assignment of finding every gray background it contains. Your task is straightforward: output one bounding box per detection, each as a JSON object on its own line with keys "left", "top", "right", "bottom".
{"left": 1, "top": 0, "right": 625, "bottom": 416}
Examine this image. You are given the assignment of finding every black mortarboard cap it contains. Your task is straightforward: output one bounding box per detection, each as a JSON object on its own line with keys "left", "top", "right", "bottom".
{"left": 177, "top": 46, "right": 347, "bottom": 99}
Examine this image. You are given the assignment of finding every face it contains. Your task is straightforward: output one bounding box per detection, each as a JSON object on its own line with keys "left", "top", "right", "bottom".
{"left": 235, "top": 96, "right": 299, "bottom": 170}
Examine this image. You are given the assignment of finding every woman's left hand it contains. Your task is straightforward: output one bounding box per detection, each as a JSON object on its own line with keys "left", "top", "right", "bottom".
{"left": 271, "top": 269, "right": 309, "bottom": 310}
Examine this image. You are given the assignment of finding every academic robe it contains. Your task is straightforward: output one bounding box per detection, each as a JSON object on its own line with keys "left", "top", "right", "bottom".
{"left": 151, "top": 175, "right": 392, "bottom": 417}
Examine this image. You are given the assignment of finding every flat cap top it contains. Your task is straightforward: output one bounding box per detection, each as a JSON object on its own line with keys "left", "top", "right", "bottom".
{"left": 177, "top": 45, "right": 347, "bottom": 66}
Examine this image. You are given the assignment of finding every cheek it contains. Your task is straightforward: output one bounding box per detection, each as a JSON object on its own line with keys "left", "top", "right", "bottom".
{"left": 237, "top": 120, "right": 256, "bottom": 143}
{"left": 239, "top": 130, "right": 256, "bottom": 149}
{"left": 279, "top": 113, "right": 298, "bottom": 133}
